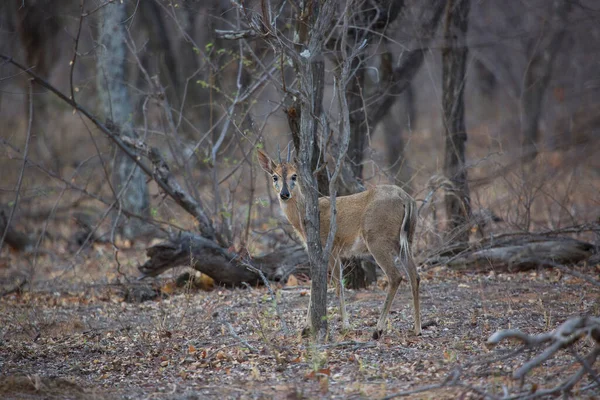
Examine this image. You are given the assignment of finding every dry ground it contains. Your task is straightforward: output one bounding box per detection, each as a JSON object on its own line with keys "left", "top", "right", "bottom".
{"left": 1, "top": 262, "right": 599, "bottom": 399}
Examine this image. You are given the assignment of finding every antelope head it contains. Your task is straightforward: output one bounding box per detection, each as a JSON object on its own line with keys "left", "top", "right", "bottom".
{"left": 257, "top": 146, "right": 298, "bottom": 202}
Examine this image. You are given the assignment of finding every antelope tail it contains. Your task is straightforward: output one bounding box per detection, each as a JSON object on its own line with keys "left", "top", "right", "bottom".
{"left": 399, "top": 197, "right": 416, "bottom": 264}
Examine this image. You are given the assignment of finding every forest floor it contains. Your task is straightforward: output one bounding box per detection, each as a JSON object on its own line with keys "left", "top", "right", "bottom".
{"left": 1, "top": 260, "right": 599, "bottom": 399}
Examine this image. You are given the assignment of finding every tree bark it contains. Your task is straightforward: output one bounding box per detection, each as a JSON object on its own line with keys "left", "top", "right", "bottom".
{"left": 287, "top": 99, "right": 330, "bottom": 195}
{"left": 97, "top": 2, "right": 150, "bottom": 239}
{"left": 520, "top": 0, "right": 571, "bottom": 164}
{"left": 442, "top": 0, "right": 471, "bottom": 244}
{"left": 292, "top": 1, "right": 338, "bottom": 340}
{"left": 299, "top": 57, "right": 329, "bottom": 339}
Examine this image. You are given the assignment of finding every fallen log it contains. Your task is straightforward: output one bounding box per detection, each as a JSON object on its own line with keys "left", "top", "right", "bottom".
{"left": 139, "top": 232, "right": 308, "bottom": 286}
{"left": 446, "top": 237, "right": 595, "bottom": 272}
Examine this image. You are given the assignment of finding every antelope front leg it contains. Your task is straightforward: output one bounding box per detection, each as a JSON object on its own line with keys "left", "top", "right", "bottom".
{"left": 331, "top": 257, "right": 350, "bottom": 331}
{"left": 301, "top": 292, "right": 312, "bottom": 337}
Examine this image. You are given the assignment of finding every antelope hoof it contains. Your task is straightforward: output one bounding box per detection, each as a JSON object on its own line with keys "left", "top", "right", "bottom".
{"left": 372, "top": 329, "right": 384, "bottom": 340}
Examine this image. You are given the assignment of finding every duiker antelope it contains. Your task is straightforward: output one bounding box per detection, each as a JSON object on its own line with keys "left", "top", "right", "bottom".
{"left": 258, "top": 149, "right": 421, "bottom": 339}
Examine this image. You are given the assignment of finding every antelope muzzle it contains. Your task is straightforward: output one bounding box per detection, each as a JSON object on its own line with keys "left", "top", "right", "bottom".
{"left": 280, "top": 185, "right": 291, "bottom": 200}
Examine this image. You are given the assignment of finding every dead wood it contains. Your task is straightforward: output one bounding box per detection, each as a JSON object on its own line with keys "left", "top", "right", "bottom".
{"left": 0, "top": 55, "right": 309, "bottom": 288}
{"left": 442, "top": 236, "right": 595, "bottom": 272}
{"left": 487, "top": 316, "right": 600, "bottom": 397}
{"left": 139, "top": 232, "right": 307, "bottom": 286}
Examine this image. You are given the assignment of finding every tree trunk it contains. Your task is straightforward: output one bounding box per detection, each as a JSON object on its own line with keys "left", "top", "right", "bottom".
{"left": 367, "top": 1, "right": 445, "bottom": 130}
{"left": 347, "top": 59, "right": 367, "bottom": 181}
{"left": 339, "top": 1, "right": 413, "bottom": 290}
{"left": 287, "top": 99, "right": 330, "bottom": 195}
{"left": 299, "top": 59, "right": 329, "bottom": 339}
{"left": 446, "top": 237, "right": 594, "bottom": 273}
{"left": 442, "top": 0, "right": 471, "bottom": 244}
{"left": 384, "top": 82, "right": 415, "bottom": 192}
{"left": 293, "top": 1, "right": 337, "bottom": 340}
{"left": 15, "top": 0, "right": 60, "bottom": 166}
{"left": 97, "top": 2, "right": 150, "bottom": 239}
{"left": 520, "top": 0, "right": 571, "bottom": 164}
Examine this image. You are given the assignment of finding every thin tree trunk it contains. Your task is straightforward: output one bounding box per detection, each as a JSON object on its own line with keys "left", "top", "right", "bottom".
{"left": 97, "top": 2, "right": 150, "bottom": 239}
{"left": 299, "top": 58, "right": 328, "bottom": 339}
{"left": 294, "top": 1, "right": 337, "bottom": 340}
{"left": 15, "top": 0, "right": 60, "bottom": 166}
{"left": 287, "top": 99, "right": 330, "bottom": 195}
{"left": 343, "top": 57, "right": 379, "bottom": 290}
{"left": 347, "top": 59, "right": 367, "bottom": 181}
{"left": 367, "top": 1, "right": 445, "bottom": 130}
{"left": 384, "top": 82, "right": 415, "bottom": 192}
{"left": 520, "top": 0, "right": 571, "bottom": 164}
{"left": 442, "top": 0, "right": 471, "bottom": 244}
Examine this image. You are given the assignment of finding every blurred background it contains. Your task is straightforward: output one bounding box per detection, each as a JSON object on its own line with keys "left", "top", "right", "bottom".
{"left": 0, "top": 0, "right": 599, "bottom": 289}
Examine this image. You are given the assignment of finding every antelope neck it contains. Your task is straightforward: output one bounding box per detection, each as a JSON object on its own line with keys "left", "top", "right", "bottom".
{"left": 279, "top": 187, "right": 307, "bottom": 241}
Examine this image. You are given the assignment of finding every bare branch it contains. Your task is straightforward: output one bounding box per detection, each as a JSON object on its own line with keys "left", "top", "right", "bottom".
{"left": 0, "top": 54, "right": 218, "bottom": 240}
{"left": 0, "top": 81, "right": 33, "bottom": 251}
{"left": 487, "top": 316, "right": 600, "bottom": 395}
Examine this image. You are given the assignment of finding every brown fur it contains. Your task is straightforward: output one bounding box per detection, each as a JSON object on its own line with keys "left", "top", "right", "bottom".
{"left": 258, "top": 150, "right": 421, "bottom": 338}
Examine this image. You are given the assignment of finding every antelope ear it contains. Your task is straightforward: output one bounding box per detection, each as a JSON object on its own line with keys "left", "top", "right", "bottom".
{"left": 257, "top": 149, "right": 276, "bottom": 174}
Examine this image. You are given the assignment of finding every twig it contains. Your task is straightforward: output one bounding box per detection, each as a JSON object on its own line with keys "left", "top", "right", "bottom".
{"left": 0, "top": 81, "right": 33, "bottom": 251}
{"left": 69, "top": 0, "right": 85, "bottom": 103}
{"left": 225, "top": 321, "right": 257, "bottom": 352}
{"left": 0, "top": 54, "right": 217, "bottom": 241}
{"left": 0, "top": 137, "right": 180, "bottom": 233}
{"left": 318, "top": 340, "right": 377, "bottom": 351}
{"left": 486, "top": 316, "right": 600, "bottom": 397}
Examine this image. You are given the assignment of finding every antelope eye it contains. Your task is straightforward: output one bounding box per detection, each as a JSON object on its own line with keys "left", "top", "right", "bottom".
{"left": 291, "top": 174, "right": 297, "bottom": 181}
{"left": 272, "top": 175, "right": 278, "bottom": 182}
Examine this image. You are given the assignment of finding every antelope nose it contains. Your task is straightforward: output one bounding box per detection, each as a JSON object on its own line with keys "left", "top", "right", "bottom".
{"left": 280, "top": 191, "right": 290, "bottom": 200}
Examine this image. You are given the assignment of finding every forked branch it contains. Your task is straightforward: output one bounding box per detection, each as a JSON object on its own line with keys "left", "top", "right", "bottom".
{"left": 487, "top": 316, "right": 600, "bottom": 397}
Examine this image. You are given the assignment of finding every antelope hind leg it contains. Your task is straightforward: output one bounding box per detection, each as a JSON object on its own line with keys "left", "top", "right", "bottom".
{"left": 367, "top": 240, "right": 403, "bottom": 340}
